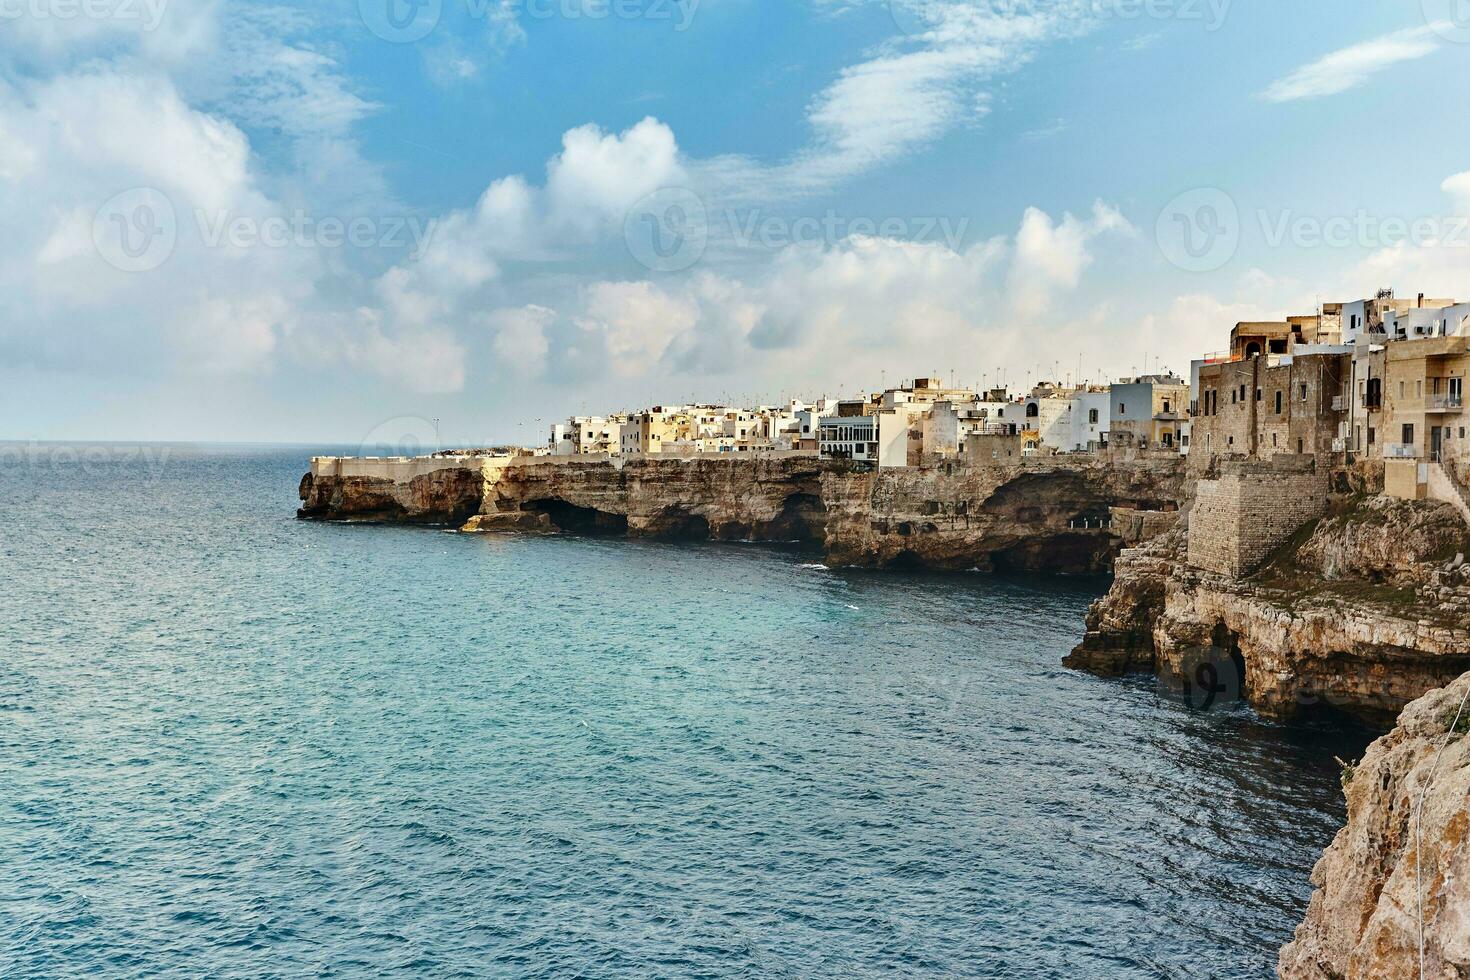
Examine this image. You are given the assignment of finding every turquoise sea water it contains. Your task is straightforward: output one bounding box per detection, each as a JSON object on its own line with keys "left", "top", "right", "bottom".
{"left": 1, "top": 445, "right": 1371, "bottom": 978}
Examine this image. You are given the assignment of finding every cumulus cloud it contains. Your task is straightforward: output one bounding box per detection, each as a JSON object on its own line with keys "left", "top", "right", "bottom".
{"left": 1008, "top": 202, "right": 1133, "bottom": 318}
{"left": 1262, "top": 25, "right": 1442, "bottom": 103}
{"left": 575, "top": 281, "right": 701, "bottom": 376}
{"left": 547, "top": 118, "right": 685, "bottom": 231}
{"left": 485, "top": 199, "right": 1123, "bottom": 395}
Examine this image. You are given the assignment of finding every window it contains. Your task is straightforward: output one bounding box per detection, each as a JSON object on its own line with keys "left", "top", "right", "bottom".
{"left": 1089, "top": 409, "right": 1099, "bottom": 424}
{"left": 1271, "top": 433, "right": 1277, "bottom": 447}
{"left": 1403, "top": 424, "right": 1415, "bottom": 445}
{"left": 1275, "top": 391, "right": 1283, "bottom": 414}
{"left": 1298, "top": 438, "right": 1304, "bottom": 454}
{"left": 1119, "top": 403, "right": 1126, "bottom": 415}
{"left": 1400, "top": 381, "right": 1406, "bottom": 398}
{"left": 1163, "top": 400, "right": 1171, "bottom": 414}
{"left": 1255, "top": 387, "right": 1262, "bottom": 402}
{"left": 1368, "top": 427, "right": 1376, "bottom": 445}
{"left": 1300, "top": 384, "right": 1308, "bottom": 402}
{"left": 1240, "top": 384, "right": 1247, "bottom": 401}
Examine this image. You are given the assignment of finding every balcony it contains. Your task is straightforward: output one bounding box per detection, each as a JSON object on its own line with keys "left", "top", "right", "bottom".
{"left": 1384, "top": 444, "right": 1420, "bottom": 459}
{"left": 1331, "top": 395, "right": 1347, "bottom": 411}
{"left": 1427, "top": 394, "right": 1464, "bottom": 413}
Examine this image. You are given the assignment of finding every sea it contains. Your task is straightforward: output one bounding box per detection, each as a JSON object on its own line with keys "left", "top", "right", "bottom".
{"left": 0, "top": 443, "right": 1374, "bottom": 978}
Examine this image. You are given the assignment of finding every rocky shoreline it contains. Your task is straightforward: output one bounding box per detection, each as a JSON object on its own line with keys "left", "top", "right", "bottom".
{"left": 299, "top": 453, "right": 1186, "bottom": 575}
{"left": 1280, "top": 671, "right": 1470, "bottom": 978}
{"left": 299, "top": 452, "right": 1470, "bottom": 975}
{"left": 1067, "top": 494, "right": 1470, "bottom": 727}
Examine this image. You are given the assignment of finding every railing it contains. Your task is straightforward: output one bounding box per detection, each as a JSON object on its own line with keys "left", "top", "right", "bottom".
{"left": 1331, "top": 396, "right": 1347, "bottom": 411}
{"left": 1384, "top": 444, "right": 1420, "bottom": 459}
{"left": 1427, "top": 394, "right": 1464, "bottom": 411}
{"left": 1430, "top": 458, "right": 1470, "bottom": 530}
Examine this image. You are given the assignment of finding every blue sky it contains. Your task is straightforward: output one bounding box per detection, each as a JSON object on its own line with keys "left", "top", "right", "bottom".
{"left": 3, "top": 0, "right": 1470, "bottom": 444}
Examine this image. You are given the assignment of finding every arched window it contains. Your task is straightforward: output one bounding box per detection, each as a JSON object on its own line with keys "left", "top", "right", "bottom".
{"left": 1026, "top": 403, "right": 1039, "bottom": 418}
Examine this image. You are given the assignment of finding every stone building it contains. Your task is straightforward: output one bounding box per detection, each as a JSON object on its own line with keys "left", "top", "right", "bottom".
{"left": 1192, "top": 351, "right": 1350, "bottom": 462}
{"left": 1187, "top": 456, "right": 1329, "bottom": 579}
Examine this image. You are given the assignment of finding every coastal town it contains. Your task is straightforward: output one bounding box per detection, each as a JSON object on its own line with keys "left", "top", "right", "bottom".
{"left": 536, "top": 287, "right": 1470, "bottom": 517}
{"left": 300, "top": 284, "right": 1470, "bottom": 978}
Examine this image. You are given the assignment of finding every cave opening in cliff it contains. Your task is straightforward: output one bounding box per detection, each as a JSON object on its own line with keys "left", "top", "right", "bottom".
{"left": 761, "top": 493, "right": 827, "bottom": 544}
{"left": 648, "top": 507, "right": 713, "bottom": 541}
{"left": 1211, "top": 623, "right": 1250, "bottom": 701}
{"left": 523, "top": 499, "right": 629, "bottom": 536}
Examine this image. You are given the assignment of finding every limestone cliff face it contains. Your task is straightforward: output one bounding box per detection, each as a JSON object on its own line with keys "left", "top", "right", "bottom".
{"left": 1151, "top": 570, "right": 1470, "bottom": 727}
{"left": 465, "top": 456, "right": 829, "bottom": 542}
{"left": 1064, "top": 527, "right": 1185, "bottom": 676}
{"left": 1069, "top": 496, "right": 1470, "bottom": 726}
{"left": 1296, "top": 497, "right": 1469, "bottom": 587}
{"left": 819, "top": 457, "right": 1183, "bottom": 573}
{"left": 1280, "top": 672, "right": 1470, "bottom": 979}
{"left": 297, "top": 468, "right": 483, "bottom": 525}
{"left": 299, "top": 454, "right": 1187, "bottom": 574}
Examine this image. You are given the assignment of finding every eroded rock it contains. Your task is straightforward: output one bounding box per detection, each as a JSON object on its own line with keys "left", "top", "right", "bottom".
{"left": 1280, "top": 671, "right": 1470, "bottom": 979}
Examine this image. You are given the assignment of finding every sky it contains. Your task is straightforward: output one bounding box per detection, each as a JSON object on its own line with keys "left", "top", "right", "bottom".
{"left": 3, "top": 0, "right": 1470, "bottom": 446}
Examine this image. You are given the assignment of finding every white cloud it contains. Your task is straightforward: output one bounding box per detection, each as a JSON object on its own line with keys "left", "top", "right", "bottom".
{"left": 546, "top": 118, "right": 686, "bottom": 232}
{"left": 1262, "top": 25, "right": 1442, "bottom": 103}
{"left": 576, "top": 281, "right": 701, "bottom": 375}
{"left": 1021, "top": 118, "right": 1067, "bottom": 141}
{"left": 1338, "top": 171, "right": 1470, "bottom": 300}
{"left": 1442, "top": 171, "right": 1470, "bottom": 209}
{"left": 1008, "top": 202, "right": 1133, "bottom": 318}
{"left": 701, "top": 1, "right": 1091, "bottom": 201}
{"left": 500, "top": 199, "right": 1125, "bottom": 393}
{"left": 489, "top": 305, "right": 555, "bottom": 376}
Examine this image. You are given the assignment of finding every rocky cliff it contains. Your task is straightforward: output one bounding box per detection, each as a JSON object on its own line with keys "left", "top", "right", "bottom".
{"left": 1069, "top": 496, "right": 1470, "bottom": 726}
{"left": 1280, "top": 671, "right": 1470, "bottom": 979}
{"left": 299, "top": 454, "right": 1186, "bottom": 574}
{"left": 297, "top": 467, "right": 483, "bottom": 525}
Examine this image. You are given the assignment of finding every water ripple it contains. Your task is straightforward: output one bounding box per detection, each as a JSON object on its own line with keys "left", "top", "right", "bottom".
{"left": 0, "top": 446, "right": 1372, "bottom": 978}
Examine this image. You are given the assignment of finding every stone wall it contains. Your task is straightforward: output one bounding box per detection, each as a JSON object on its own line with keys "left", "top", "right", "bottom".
{"left": 1187, "top": 456, "right": 1329, "bottom": 579}
{"left": 1192, "top": 352, "right": 1348, "bottom": 465}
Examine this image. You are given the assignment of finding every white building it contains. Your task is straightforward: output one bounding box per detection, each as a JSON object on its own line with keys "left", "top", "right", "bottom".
{"left": 1023, "top": 386, "right": 1073, "bottom": 451}
{"left": 550, "top": 416, "right": 622, "bottom": 455}
{"left": 1068, "top": 389, "right": 1111, "bottom": 452}
{"left": 819, "top": 409, "right": 910, "bottom": 467}
{"left": 1383, "top": 302, "right": 1470, "bottom": 341}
